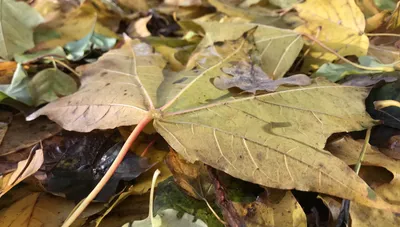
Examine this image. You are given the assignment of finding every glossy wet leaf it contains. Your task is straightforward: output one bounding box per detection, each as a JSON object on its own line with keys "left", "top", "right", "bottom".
{"left": 0, "top": 0, "right": 44, "bottom": 59}
{"left": 28, "top": 68, "right": 78, "bottom": 106}
{"left": 28, "top": 32, "right": 394, "bottom": 211}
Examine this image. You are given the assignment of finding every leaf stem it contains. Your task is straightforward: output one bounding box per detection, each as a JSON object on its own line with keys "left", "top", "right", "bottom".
{"left": 300, "top": 33, "right": 394, "bottom": 72}
{"left": 149, "top": 169, "right": 161, "bottom": 226}
{"left": 44, "top": 57, "right": 80, "bottom": 77}
{"left": 366, "top": 33, "right": 400, "bottom": 38}
{"left": 62, "top": 114, "right": 153, "bottom": 227}
{"left": 354, "top": 127, "right": 372, "bottom": 174}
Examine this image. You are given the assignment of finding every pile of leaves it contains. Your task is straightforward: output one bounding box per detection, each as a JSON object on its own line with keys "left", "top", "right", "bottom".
{"left": 2, "top": 0, "right": 400, "bottom": 226}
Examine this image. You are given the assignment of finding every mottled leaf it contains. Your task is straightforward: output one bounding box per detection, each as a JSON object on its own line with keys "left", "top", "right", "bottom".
{"left": 214, "top": 61, "right": 311, "bottom": 93}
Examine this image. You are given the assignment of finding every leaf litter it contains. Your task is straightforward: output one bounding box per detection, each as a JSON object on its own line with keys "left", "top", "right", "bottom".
{"left": 3, "top": 0, "right": 400, "bottom": 226}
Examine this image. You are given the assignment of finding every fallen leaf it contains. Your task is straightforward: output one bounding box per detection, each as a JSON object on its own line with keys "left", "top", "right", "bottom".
{"left": 128, "top": 15, "right": 153, "bottom": 38}
{"left": 187, "top": 21, "right": 303, "bottom": 79}
{"left": 295, "top": 0, "right": 369, "bottom": 69}
{"left": 28, "top": 68, "right": 78, "bottom": 106}
{"left": 340, "top": 74, "right": 398, "bottom": 87}
{"left": 350, "top": 202, "right": 400, "bottom": 226}
{"left": 269, "top": 0, "right": 298, "bottom": 8}
{"left": 233, "top": 190, "right": 307, "bottom": 227}
{"left": 207, "top": 0, "right": 279, "bottom": 20}
{"left": 386, "top": 1, "right": 400, "bottom": 30}
{"left": 368, "top": 44, "right": 400, "bottom": 66}
{"left": 33, "top": 9, "right": 97, "bottom": 51}
{"left": 326, "top": 136, "right": 400, "bottom": 205}
{"left": 313, "top": 56, "right": 395, "bottom": 82}
{"left": 118, "top": 0, "right": 149, "bottom": 11}
{"left": 14, "top": 47, "right": 66, "bottom": 64}
{"left": 0, "top": 62, "right": 18, "bottom": 82}
{"left": 0, "top": 114, "right": 61, "bottom": 156}
{"left": 355, "top": 0, "right": 381, "bottom": 17}
{"left": 366, "top": 10, "right": 391, "bottom": 32}
{"left": 213, "top": 61, "right": 311, "bottom": 93}
{"left": 0, "top": 0, "right": 44, "bottom": 59}
{"left": 0, "top": 193, "right": 40, "bottom": 226}
{"left": 28, "top": 32, "right": 393, "bottom": 211}
{"left": 0, "top": 64, "right": 33, "bottom": 105}
{"left": 165, "top": 150, "right": 214, "bottom": 200}
{"left": 375, "top": 0, "right": 398, "bottom": 11}
{"left": 0, "top": 148, "right": 43, "bottom": 197}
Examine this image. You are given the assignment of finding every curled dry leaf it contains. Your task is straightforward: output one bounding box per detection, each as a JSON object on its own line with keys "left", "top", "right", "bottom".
{"left": 213, "top": 61, "right": 311, "bottom": 93}
{"left": 28, "top": 31, "right": 394, "bottom": 211}
{"left": 295, "top": 0, "right": 369, "bottom": 69}
{"left": 0, "top": 148, "right": 43, "bottom": 197}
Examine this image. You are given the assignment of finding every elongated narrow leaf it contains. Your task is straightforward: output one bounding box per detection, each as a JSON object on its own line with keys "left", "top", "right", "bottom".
{"left": 27, "top": 30, "right": 397, "bottom": 211}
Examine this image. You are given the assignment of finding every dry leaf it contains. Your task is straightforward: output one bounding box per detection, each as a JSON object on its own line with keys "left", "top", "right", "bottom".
{"left": 0, "top": 148, "right": 43, "bottom": 197}
{"left": 365, "top": 10, "right": 391, "bottom": 32}
{"left": 207, "top": 0, "right": 278, "bottom": 20}
{"left": 234, "top": 190, "right": 307, "bottom": 227}
{"left": 0, "top": 114, "right": 61, "bottom": 156}
{"left": 368, "top": 44, "right": 400, "bottom": 66}
{"left": 0, "top": 193, "right": 40, "bottom": 227}
{"left": 128, "top": 15, "right": 152, "bottom": 38}
{"left": 295, "top": 0, "right": 369, "bottom": 69}
{"left": 213, "top": 61, "right": 311, "bottom": 93}
{"left": 165, "top": 0, "right": 202, "bottom": 6}
{"left": 28, "top": 33, "right": 394, "bottom": 211}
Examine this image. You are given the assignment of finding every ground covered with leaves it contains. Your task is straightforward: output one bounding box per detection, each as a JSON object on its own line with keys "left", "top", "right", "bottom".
{"left": 2, "top": 0, "right": 400, "bottom": 226}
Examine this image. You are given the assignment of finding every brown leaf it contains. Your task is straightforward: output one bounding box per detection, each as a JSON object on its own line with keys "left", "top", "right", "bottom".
{"left": 213, "top": 61, "right": 311, "bottom": 93}
{"left": 0, "top": 114, "right": 61, "bottom": 156}
{"left": 165, "top": 150, "right": 214, "bottom": 200}
{"left": 0, "top": 148, "right": 43, "bottom": 197}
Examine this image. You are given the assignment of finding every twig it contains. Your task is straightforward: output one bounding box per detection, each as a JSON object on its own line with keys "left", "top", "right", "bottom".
{"left": 367, "top": 33, "right": 400, "bottom": 38}
{"left": 44, "top": 57, "right": 80, "bottom": 77}
{"left": 62, "top": 115, "right": 153, "bottom": 227}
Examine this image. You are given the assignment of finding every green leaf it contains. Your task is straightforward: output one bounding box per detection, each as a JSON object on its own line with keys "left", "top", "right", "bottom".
{"left": 28, "top": 31, "right": 400, "bottom": 212}
{"left": 28, "top": 68, "right": 78, "bottom": 106}
{"left": 374, "top": 0, "right": 397, "bottom": 10}
{"left": 0, "top": 0, "right": 44, "bottom": 59}
{"left": 0, "top": 64, "right": 33, "bottom": 105}
{"left": 91, "top": 33, "right": 117, "bottom": 51}
{"left": 65, "top": 29, "right": 94, "bottom": 61}
{"left": 313, "top": 56, "right": 394, "bottom": 82}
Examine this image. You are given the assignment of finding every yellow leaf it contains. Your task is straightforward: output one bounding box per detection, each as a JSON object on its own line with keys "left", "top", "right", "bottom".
{"left": 295, "top": 0, "right": 369, "bottom": 69}
{"left": 387, "top": 2, "right": 400, "bottom": 30}
{"left": 0, "top": 193, "right": 39, "bottom": 227}
{"left": 355, "top": 0, "right": 380, "bottom": 17}
{"left": 350, "top": 202, "right": 400, "bottom": 227}
{"left": 164, "top": 0, "right": 202, "bottom": 6}
{"left": 366, "top": 10, "right": 391, "bottom": 32}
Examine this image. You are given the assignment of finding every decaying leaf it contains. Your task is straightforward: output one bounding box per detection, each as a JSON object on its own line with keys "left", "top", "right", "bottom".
{"left": 233, "top": 190, "right": 307, "bottom": 227}
{"left": 0, "top": 148, "right": 43, "bottom": 197}
{"left": 0, "top": 0, "right": 44, "bottom": 59}
{"left": 295, "top": 0, "right": 369, "bottom": 69}
{"left": 0, "top": 193, "right": 40, "bottom": 226}
{"left": 340, "top": 74, "right": 398, "bottom": 87}
{"left": 207, "top": 0, "right": 279, "bottom": 20}
{"left": 0, "top": 114, "right": 60, "bottom": 156}
{"left": 165, "top": 150, "right": 213, "bottom": 200}
{"left": 213, "top": 61, "right": 311, "bottom": 93}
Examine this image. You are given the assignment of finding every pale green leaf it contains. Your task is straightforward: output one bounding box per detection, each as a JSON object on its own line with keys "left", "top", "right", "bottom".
{"left": 28, "top": 68, "right": 78, "bottom": 106}
{"left": 0, "top": 64, "right": 33, "bottom": 105}
{"left": 129, "top": 209, "right": 207, "bottom": 227}
{"left": 313, "top": 56, "right": 395, "bottom": 82}
{"left": 0, "top": 0, "right": 44, "bottom": 59}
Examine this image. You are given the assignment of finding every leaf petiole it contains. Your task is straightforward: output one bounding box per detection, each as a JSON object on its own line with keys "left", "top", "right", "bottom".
{"left": 62, "top": 114, "right": 154, "bottom": 227}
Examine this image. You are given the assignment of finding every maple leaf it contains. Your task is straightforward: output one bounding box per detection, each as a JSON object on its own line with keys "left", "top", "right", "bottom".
{"left": 27, "top": 29, "right": 398, "bottom": 212}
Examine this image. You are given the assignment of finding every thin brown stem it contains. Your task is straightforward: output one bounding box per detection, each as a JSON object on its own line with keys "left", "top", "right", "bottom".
{"left": 62, "top": 115, "right": 153, "bottom": 227}
{"left": 354, "top": 127, "right": 372, "bottom": 174}
{"left": 367, "top": 33, "right": 400, "bottom": 38}
{"left": 44, "top": 57, "right": 80, "bottom": 77}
